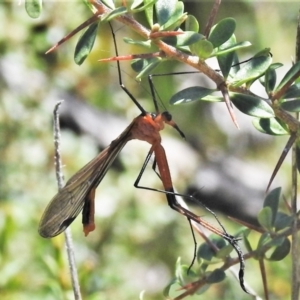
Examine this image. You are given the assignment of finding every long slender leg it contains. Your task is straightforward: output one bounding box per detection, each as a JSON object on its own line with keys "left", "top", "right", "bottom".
{"left": 108, "top": 22, "right": 146, "bottom": 115}
{"left": 133, "top": 145, "right": 247, "bottom": 293}
{"left": 148, "top": 71, "right": 201, "bottom": 112}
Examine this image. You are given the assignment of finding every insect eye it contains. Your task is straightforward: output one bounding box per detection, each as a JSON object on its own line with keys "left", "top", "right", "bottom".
{"left": 150, "top": 113, "right": 157, "bottom": 119}
{"left": 162, "top": 111, "right": 172, "bottom": 121}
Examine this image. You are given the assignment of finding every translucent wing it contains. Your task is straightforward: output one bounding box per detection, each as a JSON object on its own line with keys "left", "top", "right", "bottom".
{"left": 38, "top": 123, "right": 133, "bottom": 238}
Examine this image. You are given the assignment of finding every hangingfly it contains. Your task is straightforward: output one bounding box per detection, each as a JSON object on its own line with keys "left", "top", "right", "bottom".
{"left": 38, "top": 111, "right": 184, "bottom": 238}
{"left": 39, "top": 20, "right": 247, "bottom": 293}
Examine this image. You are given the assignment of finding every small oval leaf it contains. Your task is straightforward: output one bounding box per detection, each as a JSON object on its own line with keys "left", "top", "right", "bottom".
{"left": 208, "top": 18, "right": 236, "bottom": 48}
{"left": 274, "top": 212, "right": 293, "bottom": 231}
{"left": 201, "top": 95, "right": 223, "bottom": 102}
{"left": 214, "top": 41, "right": 252, "bottom": 57}
{"left": 261, "top": 63, "right": 282, "bottom": 92}
{"left": 132, "top": 58, "right": 162, "bottom": 79}
{"left": 256, "top": 233, "right": 271, "bottom": 257}
{"left": 215, "top": 243, "right": 234, "bottom": 258}
{"left": 252, "top": 118, "right": 288, "bottom": 135}
{"left": 264, "top": 65, "right": 278, "bottom": 92}
{"left": 191, "top": 40, "right": 214, "bottom": 59}
{"left": 144, "top": 0, "right": 154, "bottom": 27}
{"left": 283, "top": 82, "right": 300, "bottom": 99}
{"left": 170, "top": 86, "right": 216, "bottom": 105}
{"left": 197, "top": 243, "right": 214, "bottom": 261}
{"left": 263, "top": 187, "right": 281, "bottom": 226}
{"left": 257, "top": 207, "right": 273, "bottom": 231}
{"left": 163, "top": 278, "right": 177, "bottom": 298}
{"left": 276, "top": 61, "right": 300, "bottom": 91}
{"left": 185, "top": 15, "right": 199, "bottom": 32}
{"left": 164, "top": 32, "right": 203, "bottom": 47}
{"left": 74, "top": 23, "right": 98, "bottom": 65}
{"left": 124, "top": 37, "right": 152, "bottom": 48}
{"left": 155, "top": 0, "right": 177, "bottom": 26}
{"left": 268, "top": 238, "right": 291, "bottom": 261}
{"left": 206, "top": 269, "right": 226, "bottom": 284}
{"left": 174, "top": 32, "right": 204, "bottom": 46}
{"left": 25, "top": 0, "right": 42, "bottom": 18}
{"left": 160, "top": 2, "right": 186, "bottom": 30}
{"left": 280, "top": 100, "right": 300, "bottom": 112}
{"left": 230, "top": 93, "right": 274, "bottom": 118}
{"left": 231, "top": 51, "right": 272, "bottom": 87}
{"left": 102, "top": 6, "right": 127, "bottom": 22}
{"left": 217, "top": 34, "right": 237, "bottom": 78}
{"left": 131, "top": 0, "right": 157, "bottom": 13}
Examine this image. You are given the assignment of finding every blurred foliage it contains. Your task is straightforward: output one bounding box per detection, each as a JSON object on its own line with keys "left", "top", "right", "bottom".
{"left": 0, "top": 1, "right": 299, "bottom": 300}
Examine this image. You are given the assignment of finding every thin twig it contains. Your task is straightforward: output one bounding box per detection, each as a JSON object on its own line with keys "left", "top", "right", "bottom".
{"left": 291, "top": 131, "right": 299, "bottom": 300}
{"left": 259, "top": 258, "right": 269, "bottom": 300}
{"left": 53, "top": 101, "right": 82, "bottom": 300}
{"left": 204, "top": 0, "right": 221, "bottom": 37}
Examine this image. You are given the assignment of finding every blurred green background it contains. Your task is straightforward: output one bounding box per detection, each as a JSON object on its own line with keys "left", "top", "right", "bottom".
{"left": 0, "top": 1, "right": 298, "bottom": 299}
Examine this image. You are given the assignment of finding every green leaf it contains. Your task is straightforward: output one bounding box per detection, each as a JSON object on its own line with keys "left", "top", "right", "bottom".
{"left": 160, "top": 2, "right": 186, "bottom": 30}
{"left": 131, "top": 57, "right": 162, "bottom": 79}
{"left": 252, "top": 118, "right": 288, "bottom": 135}
{"left": 174, "top": 257, "right": 196, "bottom": 286}
{"left": 256, "top": 233, "right": 271, "bottom": 257}
{"left": 274, "top": 212, "right": 293, "bottom": 231}
{"left": 201, "top": 95, "right": 224, "bottom": 102}
{"left": 195, "top": 283, "right": 211, "bottom": 295}
{"left": 276, "top": 61, "right": 300, "bottom": 92}
{"left": 268, "top": 238, "right": 290, "bottom": 261}
{"left": 283, "top": 82, "right": 300, "bottom": 99}
{"left": 170, "top": 86, "right": 216, "bottom": 105}
{"left": 200, "top": 95, "right": 224, "bottom": 102}
{"left": 185, "top": 15, "right": 199, "bottom": 32}
{"left": 264, "top": 63, "right": 282, "bottom": 93}
{"left": 214, "top": 41, "right": 251, "bottom": 56}
{"left": 268, "top": 236, "right": 286, "bottom": 247}
{"left": 102, "top": 6, "right": 127, "bottom": 22}
{"left": 131, "top": 0, "right": 144, "bottom": 9}
{"left": 74, "top": 23, "right": 98, "bottom": 65}
{"left": 25, "top": 0, "right": 42, "bottom": 18}
{"left": 280, "top": 100, "right": 300, "bottom": 112}
{"left": 144, "top": 0, "right": 155, "bottom": 27}
{"left": 214, "top": 237, "right": 226, "bottom": 249}
{"left": 263, "top": 187, "right": 281, "bottom": 226}
{"left": 101, "top": 0, "right": 115, "bottom": 9}
{"left": 163, "top": 278, "right": 178, "bottom": 298}
{"left": 130, "top": 0, "right": 157, "bottom": 13}
{"left": 155, "top": 0, "right": 178, "bottom": 26}
{"left": 257, "top": 207, "right": 273, "bottom": 231}
{"left": 197, "top": 243, "right": 214, "bottom": 261}
{"left": 208, "top": 18, "right": 236, "bottom": 48}
{"left": 217, "top": 34, "right": 237, "bottom": 78}
{"left": 123, "top": 37, "right": 152, "bottom": 48}
{"left": 190, "top": 40, "right": 214, "bottom": 59}
{"left": 215, "top": 243, "right": 234, "bottom": 258}
{"left": 230, "top": 93, "right": 274, "bottom": 118}
{"left": 206, "top": 269, "right": 226, "bottom": 284}
{"left": 231, "top": 50, "right": 272, "bottom": 87}
{"left": 163, "top": 32, "right": 203, "bottom": 47}
{"left": 243, "top": 230, "right": 253, "bottom": 253}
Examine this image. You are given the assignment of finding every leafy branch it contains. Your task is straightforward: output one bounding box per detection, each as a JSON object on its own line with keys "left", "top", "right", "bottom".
{"left": 26, "top": 0, "right": 300, "bottom": 298}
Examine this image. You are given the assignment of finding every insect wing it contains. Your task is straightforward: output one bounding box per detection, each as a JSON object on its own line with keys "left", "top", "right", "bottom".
{"left": 38, "top": 124, "right": 133, "bottom": 238}
{"left": 38, "top": 148, "right": 109, "bottom": 238}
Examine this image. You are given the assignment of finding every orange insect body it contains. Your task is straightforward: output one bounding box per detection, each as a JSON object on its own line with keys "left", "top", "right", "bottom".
{"left": 38, "top": 112, "right": 178, "bottom": 238}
